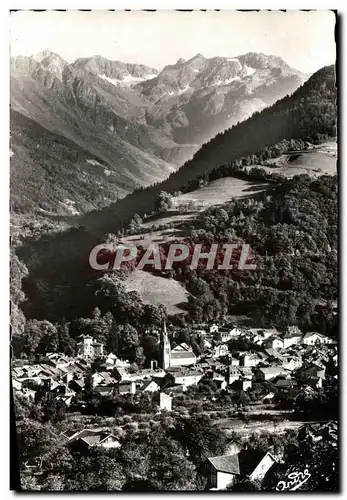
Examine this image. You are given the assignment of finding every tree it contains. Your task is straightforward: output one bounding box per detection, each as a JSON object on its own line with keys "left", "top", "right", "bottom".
{"left": 21, "top": 319, "right": 57, "bottom": 358}
{"left": 155, "top": 191, "right": 172, "bottom": 213}
{"left": 41, "top": 397, "right": 67, "bottom": 423}
{"left": 173, "top": 414, "right": 228, "bottom": 466}
{"left": 117, "top": 324, "right": 140, "bottom": 362}
{"left": 227, "top": 477, "right": 262, "bottom": 492}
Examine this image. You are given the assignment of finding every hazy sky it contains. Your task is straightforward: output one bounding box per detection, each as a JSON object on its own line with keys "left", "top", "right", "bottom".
{"left": 10, "top": 10, "right": 336, "bottom": 73}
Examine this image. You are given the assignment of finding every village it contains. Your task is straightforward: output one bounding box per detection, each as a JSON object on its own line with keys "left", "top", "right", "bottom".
{"left": 12, "top": 318, "right": 338, "bottom": 482}
{"left": 12, "top": 319, "right": 338, "bottom": 403}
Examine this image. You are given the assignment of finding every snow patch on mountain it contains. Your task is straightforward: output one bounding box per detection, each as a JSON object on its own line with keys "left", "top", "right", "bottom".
{"left": 213, "top": 76, "right": 241, "bottom": 86}
{"left": 244, "top": 65, "right": 256, "bottom": 76}
{"left": 99, "top": 73, "right": 157, "bottom": 87}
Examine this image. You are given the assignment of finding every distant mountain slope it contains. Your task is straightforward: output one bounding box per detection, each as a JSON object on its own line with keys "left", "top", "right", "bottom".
{"left": 10, "top": 50, "right": 307, "bottom": 219}
{"left": 138, "top": 52, "right": 308, "bottom": 145}
{"left": 10, "top": 108, "right": 178, "bottom": 216}
{"left": 10, "top": 110, "right": 128, "bottom": 215}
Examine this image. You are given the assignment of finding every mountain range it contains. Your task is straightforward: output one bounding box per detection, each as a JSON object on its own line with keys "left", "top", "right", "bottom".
{"left": 10, "top": 50, "right": 308, "bottom": 217}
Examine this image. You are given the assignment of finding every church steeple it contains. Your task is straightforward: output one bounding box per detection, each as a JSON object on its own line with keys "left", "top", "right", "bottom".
{"left": 160, "top": 319, "right": 171, "bottom": 370}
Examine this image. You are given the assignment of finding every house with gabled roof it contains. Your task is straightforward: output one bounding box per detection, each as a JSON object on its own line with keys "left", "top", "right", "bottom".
{"left": 256, "top": 366, "right": 289, "bottom": 381}
{"left": 238, "top": 367, "right": 253, "bottom": 380}
{"left": 46, "top": 353, "right": 71, "bottom": 369}
{"left": 140, "top": 379, "right": 160, "bottom": 393}
{"left": 240, "top": 352, "right": 262, "bottom": 368}
{"left": 204, "top": 450, "right": 277, "bottom": 490}
{"left": 67, "top": 429, "right": 121, "bottom": 453}
{"left": 165, "top": 367, "right": 202, "bottom": 388}
{"left": 170, "top": 343, "right": 197, "bottom": 367}
{"left": 212, "top": 343, "right": 229, "bottom": 358}
{"left": 283, "top": 331, "right": 302, "bottom": 349}
{"left": 55, "top": 394, "right": 74, "bottom": 406}
{"left": 228, "top": 367, "right": 241, "bottom": 385}
{"left": 116, "top": 381, "right": 136, "bottom": 395}
{"left": 93, "top": 384, "right": 115, "bottom": 397}
{"left": 302, "top": 332, "right": 335, "bottom": 346}
{"left": 266, "top": 336, "right": 284, "bottom": 350}
{"left": 217, "top": 326, "right": 242, "bottom": 343}
{"left": 280, "top": 355, "right": 303, "bottom": 371}
{"left": 298, "top": 363, "right": 326, "bottom": 380}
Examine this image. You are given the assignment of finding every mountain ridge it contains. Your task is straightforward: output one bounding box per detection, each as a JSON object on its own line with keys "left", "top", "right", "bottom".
{"left": 11, "top": 50, "right": 308, "bottom": 219}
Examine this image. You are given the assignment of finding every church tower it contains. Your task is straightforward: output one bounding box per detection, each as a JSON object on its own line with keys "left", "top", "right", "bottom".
{"left": 160, "top": 320, "right": 171, "bottom": 370}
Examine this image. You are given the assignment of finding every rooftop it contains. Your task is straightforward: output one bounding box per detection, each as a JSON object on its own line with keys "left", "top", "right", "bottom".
{"left": 171, "top": 351, "right": 196, "bottom": 359}
{"left": 208, "top": 450, "right": 274, "bottom": 476}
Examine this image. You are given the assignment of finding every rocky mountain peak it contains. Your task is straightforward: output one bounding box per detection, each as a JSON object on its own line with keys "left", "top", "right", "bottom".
{"left": 32, "top": 49, "right": 60, "bottom": 62}
{"left": 237, "top": 52, "right": 289, "bottom": 70}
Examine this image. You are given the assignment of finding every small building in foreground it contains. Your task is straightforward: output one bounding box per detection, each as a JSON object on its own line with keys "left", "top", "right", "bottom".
{"left": 204, "top": 450, "right": 277, "bottom": 490}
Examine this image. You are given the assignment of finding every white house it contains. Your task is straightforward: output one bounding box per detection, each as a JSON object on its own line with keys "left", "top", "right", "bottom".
{"left": 238, "top": 367, "right": 253, "bottom": 380}
{"left": 229, "top": 356, "right": 240, "bottom": 367}
{"left": 77, "top": 335, "right": 104, "bottom": 359}
{"left": 116, "top": 381, "right": 136, "bottom": 395}
{"left": 209, "top": 324, "right": 219, "bottom": 334}
{"left": 281, "top": 355, "right": 303, "bottom": 371}
{"left": 266, "top": 337, "right": 284, "bottom": 350}
{"left": 205, "top": 451, "right": 277, "bottom": 490}
{"left": 302, "top": 332, "right": 321, "bottom": 345}
{"left": 257, "top": 366, "right": 289, "bottom": 381}
{"left": 228, "top": 367, "right": 241, "bottom": 385}
{"left": 283, "top": 333, "right": 302, "bottom": 349}
{"left": 218, "top": 327, "right": 242, "bottom": 343}
{"left": 141, "top": 380, "right": 160, "bottom": 392}
{"left": 213, "top": 343, "right": 229, "bottom": 358}
{"left": 302, "top": 332, "right": 334, "bottom": 346}
{"left": 166, "top": 369, "right": 202, "bottom": 387}
{"left": 241, "top": 353, "right": 262, "bottom": 368}
{"left": 105, "top": 353, "right": 131, "bottom": 370}
{"left": 170, "top": 344, "right": 197, "bottom": 367}
{"left": 159, "top": 392, "right": 172, "bottom": 411}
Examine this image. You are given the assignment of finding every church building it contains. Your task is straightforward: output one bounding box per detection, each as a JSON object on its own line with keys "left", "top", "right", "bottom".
{"left": 160, "top": 322, "right": 197, "bottom": 369}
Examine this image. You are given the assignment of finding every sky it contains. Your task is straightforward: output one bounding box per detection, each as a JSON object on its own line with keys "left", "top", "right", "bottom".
{"left": 9, "top": 10, "right": 336, "bottom": 73}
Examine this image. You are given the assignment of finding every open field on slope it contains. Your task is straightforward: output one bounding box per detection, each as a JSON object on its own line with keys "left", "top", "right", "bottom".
{"left": 121, "top": 177, "right": 269, "bottom": 246}
{"left": 247, "top": 141, "right": 337, "bottom": 179}
{"left": 121, "top": 177, "right": 269, "bottom": 313}
{"left": 172, "top": 177, "right": 269, "bottom": 207}
{"left": 124, "top": 270, "right": 190, "bottom": 315}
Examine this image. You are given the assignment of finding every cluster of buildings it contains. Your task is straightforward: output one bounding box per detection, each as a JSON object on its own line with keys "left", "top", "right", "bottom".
{"left": 13, "top": 321, "right": 338, "bottom": 490}
{"left": 12, "top": 322, "right": 337, "bottom": 412}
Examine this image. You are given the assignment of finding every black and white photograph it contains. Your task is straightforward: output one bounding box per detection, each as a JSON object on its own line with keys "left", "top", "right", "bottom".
{"left": 9, "top": 9, "right": 338, "bottom": 492}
